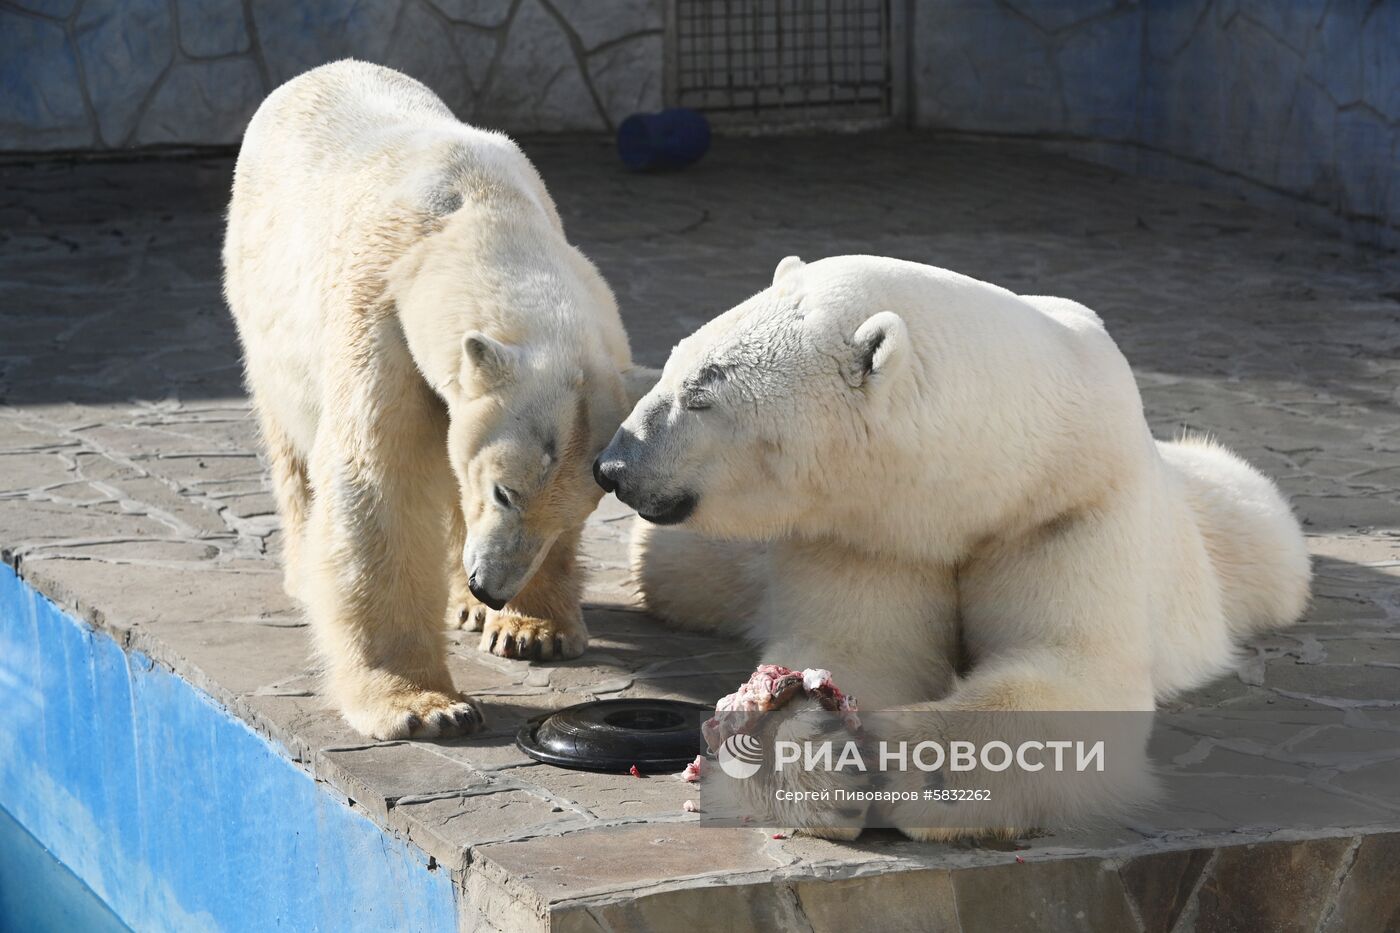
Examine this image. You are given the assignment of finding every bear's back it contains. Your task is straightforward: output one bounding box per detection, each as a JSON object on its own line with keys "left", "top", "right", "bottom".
{"left": 237, "top": 61, "right": 523, "bottom": 193}
{"left": 227, "top": 60, "right": 554, "bottom": 296}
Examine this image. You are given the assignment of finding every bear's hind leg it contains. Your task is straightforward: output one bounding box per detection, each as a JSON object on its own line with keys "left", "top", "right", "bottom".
{"left": 478, "top": 525, "right": 588, "bottom": 661}
{"left": 1159, "top": 438, "right": 1311, "bottom": 637}
{"left": 258, "top": 411, "right": 313, "bottom": 603}
{"left": 630, "top": 519, "right": 768, "bottom": 638}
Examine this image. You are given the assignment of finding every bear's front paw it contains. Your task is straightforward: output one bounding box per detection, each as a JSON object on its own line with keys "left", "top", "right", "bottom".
{"left": 343, "top": 689, "right": 486, "bottom": 740}
{"left": 769, "top": 702, "right": 872, "bottom": 840}
{"left": 479, "top": 612, "right": 587, "bottom": 661}
{"left": 446, "top": 571, "right": 490, "bottom": 632}
{"left": 447, "top": 594, "right": 490, "bottom": 632}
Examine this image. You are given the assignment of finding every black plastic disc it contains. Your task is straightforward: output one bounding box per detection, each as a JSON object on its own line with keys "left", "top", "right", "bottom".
{"left": 516, "top": 698, "right": 712, "bottom": 773}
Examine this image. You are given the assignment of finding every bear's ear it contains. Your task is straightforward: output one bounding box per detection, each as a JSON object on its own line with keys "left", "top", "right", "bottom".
{"left": 772, "top": 255, "right": 805, "bottom": 287}
{"left": 460, "top": 331, "right": 518, "bottom": 392}
{"left": 620, "top": 365, "right": 662, "bottom": 407}
{"left": 422, "top": 182, "right": 464, "bottom": 218}
{"left": 842, "top": 311, "right": 908, "bottom": 390}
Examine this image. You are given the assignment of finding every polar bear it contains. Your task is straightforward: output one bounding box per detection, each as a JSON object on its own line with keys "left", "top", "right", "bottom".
{"left": 224, "top": 61, "right": 647, "bottom": 739}
{"left": 598, "top": 255, "right": 1310, "bottom": 837}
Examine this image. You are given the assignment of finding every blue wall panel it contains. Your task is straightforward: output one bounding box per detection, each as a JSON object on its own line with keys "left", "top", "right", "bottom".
{"left": 0, "top": 564, "right": 458, "bottom": 933}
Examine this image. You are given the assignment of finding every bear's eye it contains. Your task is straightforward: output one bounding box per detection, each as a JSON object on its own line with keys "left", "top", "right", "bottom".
{"left": 682, "top": 390, "right": 712, "bottom": 412}
{"left": 682, "top": 363, "right": 725, "bottom": 410}
{"left": 493, "top": 484, "right": 518, "bottom": 509}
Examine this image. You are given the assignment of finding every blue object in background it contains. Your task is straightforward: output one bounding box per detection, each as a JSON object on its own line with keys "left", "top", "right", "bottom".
{"left": 617, "top": 108, "right": 711, "bottom": 171}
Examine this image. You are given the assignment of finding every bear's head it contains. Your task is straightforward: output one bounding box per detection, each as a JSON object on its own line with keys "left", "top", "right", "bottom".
{"left": 595, "top": 255, "right": 909, "bottom": 540}
{"left": 389, "top": 200, "right": 654, "bottom": 611}
{"left": 443, "top": 335, "right": 642, "bottom": 609}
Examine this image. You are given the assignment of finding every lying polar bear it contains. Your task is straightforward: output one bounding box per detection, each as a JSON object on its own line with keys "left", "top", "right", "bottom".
{"left": 225, "top": 61, "right": 644, "bottom": 739}
{"left": 598, "top": 255, "right": 1310, "bottom": 837}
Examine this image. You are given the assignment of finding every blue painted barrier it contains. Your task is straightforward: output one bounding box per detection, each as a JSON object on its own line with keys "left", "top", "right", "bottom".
{"left": 0, "top": 564, "right": 458, "bottom": 932}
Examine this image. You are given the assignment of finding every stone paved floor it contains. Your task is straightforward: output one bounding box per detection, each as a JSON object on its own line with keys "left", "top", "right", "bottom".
{"left": 2, "top": 134, "right": 1400, "bottom": 931}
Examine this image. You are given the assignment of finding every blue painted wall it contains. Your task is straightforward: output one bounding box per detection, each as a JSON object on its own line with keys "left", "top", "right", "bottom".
{"left": 0, "top": 564, "right": 458, "bottom": 933}
{"left": 913, "top": 0, "right": 1400, "bottom": 247}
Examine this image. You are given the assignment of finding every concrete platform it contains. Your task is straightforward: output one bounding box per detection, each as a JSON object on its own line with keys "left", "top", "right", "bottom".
{"left": 2, "top": 134, "right": 1399, "bottom": 932}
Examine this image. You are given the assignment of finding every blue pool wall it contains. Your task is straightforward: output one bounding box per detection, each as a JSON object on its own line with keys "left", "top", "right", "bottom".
{"left": 0, "top": 563, "right": 458, "bottom": 933}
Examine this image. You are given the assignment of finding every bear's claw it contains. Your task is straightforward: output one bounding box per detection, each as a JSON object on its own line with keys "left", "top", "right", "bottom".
{"left": 449, "top": 600, "right": 488, "bottom": 633}
{"left": 478, "top": 612, "right": 587, "bottom": 662}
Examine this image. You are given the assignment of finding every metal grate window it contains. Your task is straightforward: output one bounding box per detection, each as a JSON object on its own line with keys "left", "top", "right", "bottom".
{"left": 670, "top": 0, "right": 893, "bottom": 128}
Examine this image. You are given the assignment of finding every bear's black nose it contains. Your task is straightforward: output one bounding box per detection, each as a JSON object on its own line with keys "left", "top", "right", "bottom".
{"left": 593, "top": 455, "right": 621, "bottom": 494}
{"left": 468, "top": 573, "right": 507, "bottom": 612}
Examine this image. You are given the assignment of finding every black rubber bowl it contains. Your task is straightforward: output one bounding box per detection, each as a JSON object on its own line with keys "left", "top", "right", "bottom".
{"left": 516, "top": 698, "right": 712, "bottom": 773}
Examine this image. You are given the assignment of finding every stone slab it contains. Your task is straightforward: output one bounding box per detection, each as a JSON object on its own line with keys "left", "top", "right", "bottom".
{"left": 3, "top": 136, "right": 1400, "bottom": 929}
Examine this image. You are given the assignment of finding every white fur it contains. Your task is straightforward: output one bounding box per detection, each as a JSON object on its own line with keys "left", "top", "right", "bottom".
{"left": 623, "top": 255, "right": 1311, "bottom": 838}
{"left": 224, "top": 61, "right": 640, "bottom": 739}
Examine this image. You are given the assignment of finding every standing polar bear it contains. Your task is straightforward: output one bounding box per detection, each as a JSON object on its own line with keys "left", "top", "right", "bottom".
{"left": 599, "top": 255, "right": 1310, "bottom": 837}
{"left": 225, "top": 61, "right": 645, "bottom": 739}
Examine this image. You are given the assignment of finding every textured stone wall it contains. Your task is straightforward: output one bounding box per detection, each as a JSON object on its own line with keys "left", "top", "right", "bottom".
{"left": 6, "top": 0, "right": 1395, "bottom": 247}
{"left": 912, "top": 0, "right": 1400, "bottom": 247}
{"left": 0, "top": 0, "right": 664, "bottom": 150}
